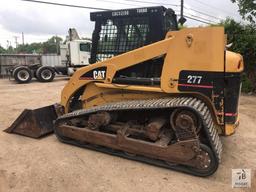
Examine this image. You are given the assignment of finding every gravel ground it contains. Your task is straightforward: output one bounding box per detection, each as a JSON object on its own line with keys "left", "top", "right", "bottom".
{"left": 0, "top": 78, "right": 255, "bottom": 192}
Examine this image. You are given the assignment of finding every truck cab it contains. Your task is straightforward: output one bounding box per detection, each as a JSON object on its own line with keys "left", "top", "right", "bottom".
{"left": 66, "top": 39, "right": 91, "bottom": 66}
{"left": 59, "top": 38, "right": 91, "bottom": 76}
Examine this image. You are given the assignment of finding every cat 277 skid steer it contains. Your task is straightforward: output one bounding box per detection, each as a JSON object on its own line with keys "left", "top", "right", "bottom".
{"left": 5, "top": 7, "right": 244, "bottom": 177}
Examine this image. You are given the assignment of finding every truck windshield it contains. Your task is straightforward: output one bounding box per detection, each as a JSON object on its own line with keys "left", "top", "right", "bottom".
{"left": 80, "top": 43, "right": 91, "bottom": 52}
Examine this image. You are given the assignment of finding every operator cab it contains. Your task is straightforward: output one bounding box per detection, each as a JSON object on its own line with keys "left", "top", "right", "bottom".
{"left": 90, "top": 6, "right": 178, "bottom": 63}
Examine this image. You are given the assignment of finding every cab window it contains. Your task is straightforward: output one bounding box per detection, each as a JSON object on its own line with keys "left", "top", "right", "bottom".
{"left": 163, "top": 13, "right": 178, "bottom": 33}
{"left": 80, "top": 43, "right": 91, "bottom": 52}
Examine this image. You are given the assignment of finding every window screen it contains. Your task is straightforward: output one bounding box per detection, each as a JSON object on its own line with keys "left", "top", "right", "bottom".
{"left": 96, "top": 17, "right": 149, "bottom": 61}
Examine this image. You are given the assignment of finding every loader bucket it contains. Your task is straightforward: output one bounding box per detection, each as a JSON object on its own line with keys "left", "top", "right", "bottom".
{"left": 4, "top": 105, "right": 57, "bottom": 138}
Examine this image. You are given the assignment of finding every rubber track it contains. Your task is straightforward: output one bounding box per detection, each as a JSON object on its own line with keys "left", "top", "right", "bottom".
{"left": 55, "top": 97, "right": 222, "bottom": 175}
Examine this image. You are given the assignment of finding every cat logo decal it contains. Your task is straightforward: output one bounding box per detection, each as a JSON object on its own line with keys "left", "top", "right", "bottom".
{"left": 80, "top": 67, "right": 107, "bottom": 80}
{"left": 93, "top": 70, "right": 106, "bottom": 80}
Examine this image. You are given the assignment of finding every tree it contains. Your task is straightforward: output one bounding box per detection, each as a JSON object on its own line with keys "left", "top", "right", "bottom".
{"left": 6, "top": 46, "right": 15, "bottom": 54}
{"left": 220, "top": 18, "right": 256, "bottom": 92}
{"left": 13, "top": 36, "right": 63, "bottom": 54}
{"left": 16, "top": 43, "right": 43, "bottom": 54}
{"left": 0, "top": 45, "right": 6, "bottom": 53}
{"left": 231, "top": 0, "right": 256, "bottom": 23}
{"left": 42, "top": 36, "right": 63, "bottom": 54}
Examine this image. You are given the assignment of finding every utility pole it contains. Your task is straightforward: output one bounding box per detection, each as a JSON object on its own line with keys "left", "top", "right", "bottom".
{"left": 179, "top": 0, "right": 186, "bottom": 26}
{"left": 6, "top": 40, "right": 10, "bottom": 49}
{"left": 181, "top": 0, "right": 184, "bottom": 19}
{"left": 22, "top": 32, "right": 24, "bottom": 45}
{"left": 13, "top": 36, "right": 19, "bottom": 48}
{"left": 55, "top": 35, "right": 59, "bottom": 54}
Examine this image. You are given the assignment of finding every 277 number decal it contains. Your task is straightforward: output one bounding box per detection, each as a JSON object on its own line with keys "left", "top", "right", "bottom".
{"left": 187, "top": 75, "right": 202, "bottom": 84}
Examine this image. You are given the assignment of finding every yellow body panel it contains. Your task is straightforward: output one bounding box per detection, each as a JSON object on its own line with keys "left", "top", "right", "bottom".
{"left": 225, "top": 115, "right": 240, "bottom": 135}
{"left": 82, "top": 83, "right": 165, "bottom": 109}
{"left": 161, "top": 27, "right": 225, "bottom": 93}
{"left": 60, "top": 27, "right": 244, "bottom": 136}
{"left": 60, "top": 36, "right": 172, "bottom": 107}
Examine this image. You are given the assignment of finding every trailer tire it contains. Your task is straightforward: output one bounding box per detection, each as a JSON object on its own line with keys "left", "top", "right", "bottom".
{"left": 34, "top": 70, "right": 38, "bottom": 80}
{"left": 13, "top": 66, "right": 32, "bottom": 84}
{"left": 36, "top": 66, "right": 55, "bottom": 82}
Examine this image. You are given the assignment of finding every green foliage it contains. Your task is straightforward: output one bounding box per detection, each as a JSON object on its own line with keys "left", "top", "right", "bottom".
{"left": 42, "top": 36, "right": 62, "bottom": 54}
{"left": 231, "top": 0, "right": 256, "bottom": 23}
{"left": 178, "top": 24, "right": 187, "bottom": 30}
{"left": 0, "top": 45, "right": 6, "bottom": 53}
{"left": 1, "top": 36, "right": 63, "bottom": 54}
{"left": 16, "top": 42, "right": 43, "bottom": 54}
{"left": 220, "top": 18, "right": 256, "bottom": 92}
{"left": 241, "top": 73, "right": 253, "bottom": 92}
{"left": 6, "top": 46, "right": 15, "bottom": 54}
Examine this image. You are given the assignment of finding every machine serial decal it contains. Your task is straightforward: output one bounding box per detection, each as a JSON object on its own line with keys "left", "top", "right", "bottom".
{"left": 136, "top": 8, "right": 147, "bottom": 13}
{"left": 112, "top": 10, "right": 129, "bottom": 16}
{"left": 178, "top": 70, "right": 216, "bottom": 90}
{"left": 187, "top": 75, "right": 202, "bottom": 84}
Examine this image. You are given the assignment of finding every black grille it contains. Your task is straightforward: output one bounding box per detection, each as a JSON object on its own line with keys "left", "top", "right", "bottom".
{"left": 97, "top": 17, "right": 149, "bottom": 61}
{"left": 90, "top": 6, "right": 178, "bottom": 63}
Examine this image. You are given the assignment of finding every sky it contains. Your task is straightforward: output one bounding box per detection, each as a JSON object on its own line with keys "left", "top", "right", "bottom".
{"left": 0, "top": 0, "right": 242, "bottom": 48}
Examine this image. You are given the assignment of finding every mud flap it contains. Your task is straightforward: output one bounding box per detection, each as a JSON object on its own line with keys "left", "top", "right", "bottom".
{"left": 4, "top": 105, "right": 57, "bottom": 138}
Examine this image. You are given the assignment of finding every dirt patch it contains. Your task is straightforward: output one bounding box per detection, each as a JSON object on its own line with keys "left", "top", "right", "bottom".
{"left": 0, "top": 78, "right": 255, "bottom": 192}
{"left": 0, "top": 169, "right": 8, "bottom": 192}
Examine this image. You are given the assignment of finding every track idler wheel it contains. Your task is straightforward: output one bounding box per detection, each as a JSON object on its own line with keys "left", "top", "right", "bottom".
{"left": 187, "top": 144, "right": 218, "bottom": 176}
{"left": 170, "top": 109, "right": 202, "bottom": 140}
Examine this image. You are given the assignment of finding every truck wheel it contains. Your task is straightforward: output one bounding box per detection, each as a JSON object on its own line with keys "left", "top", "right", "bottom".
{"left": 36, "top": 66, "right": 55, "bottom": 82}
{"left": 13, "top": 66, "right": 32, "bottom": 84}
{"left": 34, "top": 70, "right": 38, "bottom": 80}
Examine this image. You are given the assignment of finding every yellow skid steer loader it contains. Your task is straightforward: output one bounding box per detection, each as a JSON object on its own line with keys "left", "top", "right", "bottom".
{"left": 5, "top": 7, "right": 244, "bottom": 177}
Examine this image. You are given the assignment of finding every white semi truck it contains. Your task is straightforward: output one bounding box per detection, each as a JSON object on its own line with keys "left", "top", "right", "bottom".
{"left": 9, "top": 29, "right": 91, "bottom": 83}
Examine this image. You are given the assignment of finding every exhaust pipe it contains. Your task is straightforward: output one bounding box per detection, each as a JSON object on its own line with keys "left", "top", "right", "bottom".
{"left": 4, "top": 105, "right": 59, "bottom": 138}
